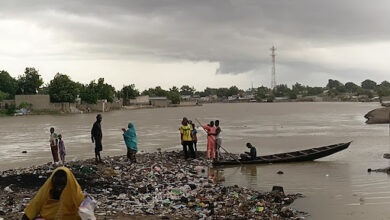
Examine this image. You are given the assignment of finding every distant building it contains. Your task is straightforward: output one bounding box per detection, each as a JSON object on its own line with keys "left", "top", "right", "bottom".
{"left": 274, "top": 97, "right": 290, "bottom": 102}
{"left": 149, "top": 97, "right": 169, "bottom": 107}
{"left": 14, "top": 94, "right": 122, "bottom": 113}
{"left": 200, "top": 96, "right": 210, "bottom": 102}
{"left": 129, "top": 95, "right": 150, "bottom": 105}
{"left": 228, "top": 95, "right": 239, "bottom": 102}
{"left": 181, "top": 95, "right": 191, "bottom": 100}
{"left": 298, "top": 96, "right": 323, "bottom": 102}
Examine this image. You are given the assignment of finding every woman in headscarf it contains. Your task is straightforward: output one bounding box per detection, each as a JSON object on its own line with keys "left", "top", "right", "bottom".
{"left": 22, "top": 167, "right": 85, "bottom": 220}
{"left": 122, "top": 122, "right": 138, "bottom": 163}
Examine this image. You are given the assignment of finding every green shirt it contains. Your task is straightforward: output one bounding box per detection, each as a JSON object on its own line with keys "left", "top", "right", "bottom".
{"left": 246, "top": 146, "right": 257, "bottom": 159}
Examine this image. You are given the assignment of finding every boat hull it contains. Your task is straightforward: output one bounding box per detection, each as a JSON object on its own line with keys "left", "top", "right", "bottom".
{"left": 213, "top": 142, "right": 351, "bottom": 166}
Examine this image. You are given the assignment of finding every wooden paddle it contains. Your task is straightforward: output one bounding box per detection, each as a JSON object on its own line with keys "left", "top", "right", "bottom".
{"left": 195, "top": 118, "right": 242, "bottom": 165}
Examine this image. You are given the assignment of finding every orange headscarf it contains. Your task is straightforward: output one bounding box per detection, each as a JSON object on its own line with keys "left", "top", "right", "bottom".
{"left": 24, "top": 167, "right": 85, "bottom": 220}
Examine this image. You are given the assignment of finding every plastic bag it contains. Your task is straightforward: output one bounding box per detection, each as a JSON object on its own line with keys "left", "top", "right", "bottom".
{"left": 78, "top": 196, "right": 96, "bottom": 220}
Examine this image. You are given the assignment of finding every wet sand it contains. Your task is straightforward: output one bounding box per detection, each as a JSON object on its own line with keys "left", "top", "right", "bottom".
{"left": 1, "top": 102, "right": 390, "bottom": 219}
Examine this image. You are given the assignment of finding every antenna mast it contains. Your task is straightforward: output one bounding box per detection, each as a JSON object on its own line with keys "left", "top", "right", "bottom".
{"left": 271, "top": 46, "right": 277, "bottom": 90}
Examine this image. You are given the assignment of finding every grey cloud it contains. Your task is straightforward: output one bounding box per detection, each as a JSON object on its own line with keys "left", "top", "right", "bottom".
{"left": 0, "top": 0, "right": 389, "bottom": 76}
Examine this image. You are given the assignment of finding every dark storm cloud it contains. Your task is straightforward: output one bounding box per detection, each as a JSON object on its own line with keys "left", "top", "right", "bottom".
{"left": 1, "top": 0, "right": 389, "bottom": 77}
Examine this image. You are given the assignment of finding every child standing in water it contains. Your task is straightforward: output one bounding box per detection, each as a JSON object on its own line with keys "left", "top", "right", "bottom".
{"left": 58, "top": 134, "right": 66, "bottom": 164}
{"left": 191, "top": 122, "right": 198, "bottom": 152}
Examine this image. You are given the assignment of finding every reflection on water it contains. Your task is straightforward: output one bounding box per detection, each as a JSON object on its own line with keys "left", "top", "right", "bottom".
{"left": 207, "top": 167, "right": 225, "bottom": 184}
{"left": 212, "top": 159, "right": 390, "bottom": 219}
{"left": 1, "top": 102, "right": 390, "bottom": 219}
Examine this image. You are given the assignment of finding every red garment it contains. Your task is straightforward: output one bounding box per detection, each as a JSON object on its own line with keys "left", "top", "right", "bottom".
{"left": 203, "top": 125, "right": 216, "bottom": 159}
{"left": 50, "top": 145, "right": 59, "bottom": 163}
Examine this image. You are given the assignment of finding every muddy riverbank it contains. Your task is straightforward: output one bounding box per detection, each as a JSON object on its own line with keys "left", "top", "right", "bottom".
{"left": 0, "top": 151, "right": 304, "bottom": 219}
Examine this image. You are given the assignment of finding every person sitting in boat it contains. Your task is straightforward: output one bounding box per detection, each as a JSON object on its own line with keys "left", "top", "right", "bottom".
{"left": 240, "top": 143, "right": 257, "bottom": 160}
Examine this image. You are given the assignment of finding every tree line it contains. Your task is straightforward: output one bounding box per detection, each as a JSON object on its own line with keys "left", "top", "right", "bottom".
{"left": 0, "top": 68, "right": 243, "bottom": 104}
{"left": 1, "top": 67, "right": 390, "bottom": 104}
{"left": 254, "top": 79, "right": 390, "bottom": 102}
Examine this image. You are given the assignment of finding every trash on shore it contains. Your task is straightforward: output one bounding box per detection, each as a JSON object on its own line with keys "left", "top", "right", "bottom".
{"left": 0, "top": 151, "right": 305, "bottom": 219}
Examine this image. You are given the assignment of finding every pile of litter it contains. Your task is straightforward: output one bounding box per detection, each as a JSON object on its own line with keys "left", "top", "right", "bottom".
{"left": 0, "top": 151, "right": 304, "bottom": 219}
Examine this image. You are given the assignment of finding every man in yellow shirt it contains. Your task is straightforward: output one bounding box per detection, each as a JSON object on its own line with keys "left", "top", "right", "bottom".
{"left": 180, "top": 117, "right": 196, "bottom": 159}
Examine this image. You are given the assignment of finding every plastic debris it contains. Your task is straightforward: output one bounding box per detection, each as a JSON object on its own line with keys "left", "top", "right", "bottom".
{"left": 0, "top": 151, "right": 304, "bottom": 219}
{"left": 78, "top": 196, "right": 96, "bottom": 220}
{"left": 256, "top": 206, "right": 264, "bottom": 212}
{"left": 4, "top": 186, "right": 13, "bottom": 193}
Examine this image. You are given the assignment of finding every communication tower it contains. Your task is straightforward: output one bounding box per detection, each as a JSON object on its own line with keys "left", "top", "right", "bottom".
{"left": 271, "top": 46, "right": 277, "bottom": 90}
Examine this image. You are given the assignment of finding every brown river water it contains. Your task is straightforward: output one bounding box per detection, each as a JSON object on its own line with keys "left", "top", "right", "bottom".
{"left": 1, "top": 102, "right": 390, "bottom": 219}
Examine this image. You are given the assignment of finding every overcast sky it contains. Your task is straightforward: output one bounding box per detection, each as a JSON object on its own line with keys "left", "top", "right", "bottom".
{"left": 0, "top": 0, "right": 389, "bottom": 91}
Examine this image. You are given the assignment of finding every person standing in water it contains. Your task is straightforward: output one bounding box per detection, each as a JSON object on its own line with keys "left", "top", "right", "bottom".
{"left": 191, "top": 122, "right": 198, "bottom": 152}
{"left": 180, "top": 117, "right": 196, "bottom": 159}
{"left": 202, "top": 121, "right": 216, "bottom": 160}
{"left": 91, "top": 114, "right": 103, "bottom": 163}
{"left": 215, "top": 120, "right": 222, "bottom": 160}
{"left": 49, "top": 127, "right": 59, "bottom": 164}
{"left": 122, "top": 123, "right": 138, "bottom": 163}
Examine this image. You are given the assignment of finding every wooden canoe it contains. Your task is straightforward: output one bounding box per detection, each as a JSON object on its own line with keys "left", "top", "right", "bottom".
{"left": 212, "top": 142, "right": 351, "bottom": 166}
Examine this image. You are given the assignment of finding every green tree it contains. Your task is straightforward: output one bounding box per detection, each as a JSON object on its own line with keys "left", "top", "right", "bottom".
{"left": 274, "top": 84, "right": 291, "bottom": 97}
{"left": 376, "top": 81, "right": 390, "bottom": 97}
{"left": 142, "top": 86, "right": 168, "bottom": 97}
{"left": 361, "top": 79, "right": 377, "bottom": 90}
{"left": 357, "top": 88, "right": 374, "bottom": 98}
{"left": 0, "top": 91, "right": 8, "bottom": 101}
{"left": 379, "top": 81, "right": 390, "bottom": 88}
{"left": 180, "top": 85, "right": 195, "bottom": 96}
{"left": 216, "top": 88, "right": 229, "bottom": 97}
{"left": 345, "top": 82, "right": 360, "bottom": 93}
{"left": 38, "top": 84, "right": 49, "bottom": 95}
{"left": 335, "top": 85, "right": 346, "bottom": 93}
{"left": 6, "top": 104, "right": 16, "bottom": 115}
{"left": 121, "top": 84, "right": 140, "bottom": 105}
{"left": 95, "top": 78, "right": 116, "bottom": 102}
{"left": 80, "top": 81, "right": 98, "bottom": 104}
{"left": 326, "top": 79, "right": 343, "bottom": 89}
{"left": 292, "top": 83, "right": 306, "bottom": 95}
{"left": 0, "top": 70, "right": 18, "bottom": 99}
{"left": 202, "top": 87, "right": 217, "bottom": 96}
{"left": 17, "top": 67, "right": 44, "bottom": 94}
{"left": 267, "top": 94, "right": 275, "bottom": 102}
{"left": 167, "top": 86, "right": 180, "bottom": 104}
{"left": 289, "top": 91, "right": 297, "bottom": 99}
{"left": 227, "top": 86, "right": 240, "bottom": 96}
{"left": 255, "top": 86, "right": 270, "bottom": 101}
{"left": 48, "top": 73, "right": 79, "bottom": 103}
{"left": 327, "top": 89, "right": 339, "bottom": 98}
{"left": 141, "top": 89, "right": 149, "bottom": 96}
{"left": 377, "top": 87, "right": 390, "bottom": 97}
{"left": 307, "top": 87, "right": 324, "bottom": 96}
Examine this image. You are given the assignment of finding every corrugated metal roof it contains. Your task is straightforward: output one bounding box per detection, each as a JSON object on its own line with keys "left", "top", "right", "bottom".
{"left": 149, "top": 97, "right": 168, "bottom": 100}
